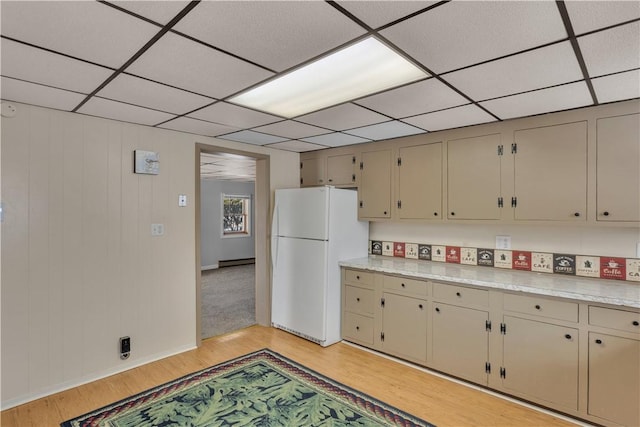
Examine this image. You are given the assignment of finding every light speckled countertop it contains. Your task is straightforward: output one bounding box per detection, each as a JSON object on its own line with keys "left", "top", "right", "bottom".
{"left": 339, "top": 256, "right": 640, "bottom": 309}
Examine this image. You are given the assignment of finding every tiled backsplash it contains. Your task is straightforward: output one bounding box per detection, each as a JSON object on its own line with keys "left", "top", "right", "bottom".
{"left": 370, "top": 240, "right": 640, "bottom": 283}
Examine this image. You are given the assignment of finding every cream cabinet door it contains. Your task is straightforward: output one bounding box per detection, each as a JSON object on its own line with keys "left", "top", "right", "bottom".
{"left": 447, "top": 134, "right": 502, "bottom": 220}
{"left": 381, "top": 292, "right": 427, "bottom": 362}
{"left": 300, "top": 157, "right": 325, "bottom": 187}
{"left": 397, "top": 143, "right": 442, "bottom": 219}
{"left": 502, "top": 316, "right": 579, "bottom": 410}
{"left": 588, "top": 333, "right": 640, "bottom": 427}
{"left": 432, "top": 302, "right": 489, "bottom": 384}
{"left": 596, "top": 113, "right": 640, "bottom": 222}
{"left": 513, "top": 122, "right": 587, "bottom": 221}
{"left": 326, "top": 154, "right": 356, "bottom": 186}
{"left": 359, "top": 149, "right": 392, "bottom": 219}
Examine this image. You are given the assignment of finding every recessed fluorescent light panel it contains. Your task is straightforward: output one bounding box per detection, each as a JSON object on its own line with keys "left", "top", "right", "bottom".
{"left": 229, "top": 37, "right": 428, "bottom": 118}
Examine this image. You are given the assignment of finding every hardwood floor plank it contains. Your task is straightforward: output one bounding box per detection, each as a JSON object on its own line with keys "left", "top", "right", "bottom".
{"left": 1, "top": 326, "right": 579, "bottom": 426}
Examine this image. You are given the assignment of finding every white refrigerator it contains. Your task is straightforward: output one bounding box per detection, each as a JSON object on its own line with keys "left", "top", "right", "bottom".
{"left": 271, "top": 187, "right": 369, "bottom": 347}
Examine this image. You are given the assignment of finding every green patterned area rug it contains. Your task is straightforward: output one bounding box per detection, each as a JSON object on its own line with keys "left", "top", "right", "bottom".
{"left": 61, "top": 349, "right": 434, "bottom": 426}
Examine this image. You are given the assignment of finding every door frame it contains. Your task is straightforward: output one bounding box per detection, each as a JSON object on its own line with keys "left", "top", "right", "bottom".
{"left": 195, "top": 143, "right": 271, "bottom": 346}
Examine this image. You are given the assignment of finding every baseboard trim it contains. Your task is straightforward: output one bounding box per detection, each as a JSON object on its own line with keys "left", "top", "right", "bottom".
{"left": 201, "top": 263, "right": 219, "bottom": 271}
{"left": 218, "top": 258, "right": 255, "bottom": 267}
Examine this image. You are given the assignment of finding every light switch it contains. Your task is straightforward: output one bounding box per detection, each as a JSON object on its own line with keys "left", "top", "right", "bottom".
{"left": 495, "top": 235, "right": 511, "bottom": 250}
{"left": 178, "top": 194, "right": 187, "bottom": 207}
{"left": 151, "top": 224, "right": 164, "bottom": 236}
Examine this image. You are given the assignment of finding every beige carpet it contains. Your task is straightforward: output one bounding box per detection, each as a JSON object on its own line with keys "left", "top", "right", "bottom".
{"left": 201, "top": 264, "right": 256, "bottom": 339}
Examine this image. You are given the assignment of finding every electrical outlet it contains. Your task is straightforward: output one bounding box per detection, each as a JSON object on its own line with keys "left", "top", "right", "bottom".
{"left": 151, "top": 223, "right": 164, "bottom": 236}
{"left": 119, "top": 336, "right": 131, "bottom": 360}
{"left": 636, "top": 242, "right": 640, "bottom": 258}
{"left": 496, "top": 235, "right": 511, "bottom": 250}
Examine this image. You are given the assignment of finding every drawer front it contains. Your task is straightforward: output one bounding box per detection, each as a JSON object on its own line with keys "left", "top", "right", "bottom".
{"left": 590, "top": 306, "right": 640, "bottom": 334}
{"left": 503, "top": 293, "right": 578, "bottom": 322}
{"left": 343, "top": 312, "right": 374, "bottom": 344}
{"left": 345, "top": 285, "right": 375, "bottom": 315}
{"left": 383, "top": 275, "right": 428, "bottom": 296}
{"left": 433, "top": 283, "right": 489, "bottom": 308}
{"left": 344, "top": 269, "right": 374, "bottom": 287}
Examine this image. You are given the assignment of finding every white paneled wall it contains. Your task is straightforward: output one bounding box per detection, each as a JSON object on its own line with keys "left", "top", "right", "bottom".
{"left": 0, "top": 103, "right": 299, "bottom": 408}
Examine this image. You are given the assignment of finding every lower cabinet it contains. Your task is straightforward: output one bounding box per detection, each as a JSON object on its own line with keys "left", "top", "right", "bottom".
{"left": 501, "top": 316, "right": 579, "bottom": 411}
{"left": 381, "top": 292, "right": 427, "bottom": 362}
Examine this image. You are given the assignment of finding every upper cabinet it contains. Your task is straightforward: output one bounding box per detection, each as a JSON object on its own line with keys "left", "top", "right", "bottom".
{"left": 326, "top": 154, "right": 356, "bottom": 187}
{"left": 359, "top": 148, "right": 392, "bottom": 219}
{"left": 300, "top": 157, "right": 324, "bottom": 187}
{"left": 513, "top": 122, "right": 587, "bottom": 221}
{"left": 397, "top": 142, "right": 442, "bottom": 220}
{"left": 596, "top": 113, "right": 640, "bottom": 222}
{"left": 447, "top": 134, "right": 502, "bottom": 220}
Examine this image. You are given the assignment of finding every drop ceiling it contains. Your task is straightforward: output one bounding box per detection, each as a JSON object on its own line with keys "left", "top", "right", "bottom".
{"left": 1, "top": 1, "right": 638, "bottom": 153}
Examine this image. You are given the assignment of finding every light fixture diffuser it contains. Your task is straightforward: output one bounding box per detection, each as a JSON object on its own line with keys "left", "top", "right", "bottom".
{"left": 229, "top": 37, "right": 428, "bottom": 118}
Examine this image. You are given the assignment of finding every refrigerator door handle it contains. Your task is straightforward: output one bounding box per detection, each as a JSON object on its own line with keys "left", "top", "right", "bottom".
{"left": 271, "top": 202, "right": 279, "bottom": 271}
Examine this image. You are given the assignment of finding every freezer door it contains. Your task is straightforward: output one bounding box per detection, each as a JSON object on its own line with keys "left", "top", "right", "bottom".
{"left": 271, "top": 236, "right": 328, "bottom": 342}
{"left": 274, "top": 188, "right": 329, "bottom": 240}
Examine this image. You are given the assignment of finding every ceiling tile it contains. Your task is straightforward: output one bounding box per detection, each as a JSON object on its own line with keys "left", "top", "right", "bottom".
{"left": 444, "top": 42, "right": 583, "bottom": 101}
{"left": 126, "top": 32, "right": 274, "bottom": 99}
{"left": 158, "top": 116, "right": 239, "bottom": 137}
{"left": 565, "top": 1, "right": 640, "bottom": 36}
{"left": 297, "top": 103, "right": 388, "bottom": 130}
{"left": 591, "top": 70, "right": 640, "bottom": 104}
{"left": 0, "top": 1, "right": 159, "bottom": 68}
{"left": 265, "top": 140, "right": 328, "bottom": 153}
{"left": 188, "top": 102, "right": 281, "bottom": 128}
{"left": 402, "top": 104, "right": 497, "bottom": 132}
{"left": 1, "top": 77, "right": 86, "bottom": 111}
{"left": 173, "top": 1, "right": 366, "bottom": 72}
{"left": 335, "top": 1, "right": 440, "bottom": 29}
{"left": 301, "top": 132, "right": 371, "bottom": 147}
{"left": 99, "top": 73, "right": 214, "bottom": 115}
{"left": 219, "top": 130, "right": 289, "bottom": 146}
{"left": 345, "top": 120, "right": 425, "bottom": 140}
{"left": 578, "top": 21, "right": 640, "bottom": 78}
{"left": 200, "top": 152, "right": 256, "bottom": 182}
{"left": 356, "top": 78, "right": 468, "bottom": 118}
{"left": 77, "top": 97, "right": 175, "bottom": 126}
{"left": 480, "top": 82, "right": 593, "bottom": 120}
{"left": 108, "top": 1, "right": 190, "bottom": 25}
{"left": 381, "top": 1, "right": 567, "bottom": 73}
{"left": 253, "top": 121, "right": 328, "bottom": 139}
{"left": 0, "top": 39, "right": 114, "bottom": 94}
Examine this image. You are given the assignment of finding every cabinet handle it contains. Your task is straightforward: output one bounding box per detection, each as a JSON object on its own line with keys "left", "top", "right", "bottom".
{"left": 456, "top": 292, "right": 461, "bottom": 297}
{"left": 535, "top": 304, "right": 541, "bottom": 310}
{"left": 356, "top": 297, "right": 360, "bottom": 302}
{"left": 574, "top": 212, "right": 580, "bottom": 217}
{"left": 603, "top": 211, "right": 610, "bottom": 216}
{"left": 633, "top": 321, "right": 639, "bottom": 326}
{"left": 565, "top": 334, "right": 572, "bottom": 340}
{"left": 418, "top": 304, "right": 423, "bottom": 309}
{"left": 435, "top": 307, "right": 440, "bottom": 313}
{"left": 595, "top": 339, "right": 603, "bottom": 344}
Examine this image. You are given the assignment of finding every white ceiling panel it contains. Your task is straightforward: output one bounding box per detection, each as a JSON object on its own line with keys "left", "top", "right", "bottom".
{"left": 579, "top": 21, "right": 640, "bottom": 78}
{"left": 297, "top": 103, "right": 389, "bottom": 130}
{"left": 201, "top": 152, "right": 256, "bottom": 182}
{"left": 592, "top": 70, "right": 640, "bottom": 104}
{"left": 219, "top": 130, "right": 289, "bottom": 146}
{"left": 0, "top": 1, "right": 159, "bottom": 68}
{"left": 77, "top": 97, "right": 175, "bottom": 126}
{"left": 265, "top": 140, "right": 328, "bottom": 153}
{"left": 126, "top": 32, "right": 274, "bottom": 99}
{"left": 402, "top": 104, "right": 496, "bottom": 132}
{"left": 173, "top": 1, "right": 366, "bottom": 72}
{"left": 188, "top": 102, "right": 281, "bottom": 128}
{"left": 159, "top": 116, "right": 239, "bottom": 137}
{"left": 100, "top": 74, "right": 214, "bottom": 115}
{"left": 253, "top": 121, "right": 328, "bottom": 140}
{"left": 0, "top": 39, "right": 113, "bottom": 94}
{"left": 301, "top": 132, "right": 371, "bottom": 147}
{"left": 0, "top": 77, "right": 86, "bottom": 112}
{"left": 109, "top": 1, "right": 190, "bottom": 25}
{"left": 565, "top": 1, "right": 640, "bottom": 36}
{"left": 356, "top": 78, "right": 468, "bottom": 118}
{"left": 480, "top": 82, "right": 593, "bottom": 120}
{"left": 345, "top": 120, "right": 424, "bottom": 140}
{"left": 381, "top": 1, "right": 567, "bottom": 73}
{"left": 335, "top": 1, "right": 439, "bottom": 29}
{"left": 444, "top": 42, "right": 583, "bottom": 101}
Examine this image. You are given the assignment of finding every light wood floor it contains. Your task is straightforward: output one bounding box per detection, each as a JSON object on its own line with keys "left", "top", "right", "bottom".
{"left": 2, "top": 325, "right": 579, "bottom": 427}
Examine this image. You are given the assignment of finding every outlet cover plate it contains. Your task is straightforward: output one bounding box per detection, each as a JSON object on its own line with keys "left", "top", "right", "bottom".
{"left": 496, "top": 235, "right": 511, "bottom": 250}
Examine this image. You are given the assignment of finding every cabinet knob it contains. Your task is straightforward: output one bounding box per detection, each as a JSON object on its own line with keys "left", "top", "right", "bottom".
{"left": 633, "top": 320, "right": 639, "bottom": 326}
{"left": 435, "top": 307, "right": 440, "bottom": 313}
{"left": 356, "top": 297, "right": 360, "bottom": 302}
{"left": 603, "top": 211, "right": 610, "bottom": 216}
{"left": 433, "top": 212, "right": 438, "bottom": 216}
{"left": 383, "top": 211, "right": 388, "bottom": 215}
{"left": 535, "top": 304, "right": 541, "bottom": 310}
{"left": 319, "top": 179, "right": 324, "bottom": 183}
{"left": 574, "top": 212, "right": 580, "bottom": 217}
{"left": 456, "top": 292, "right": 461, "bottom": 297}
{"left": 356, "top": 326, "right": 360, "bottom": 331}
{"left": 356, "top": 275, "right": 360, "bottom": 280}
{"left": 418, "top": 304, "right": 423, "bottom": 309}
{"left": 565, "top": 334, "right": 572, "bottom": 340}
{"left": 401, "top": 283, "right": 405, "bottom": 288}
{"left": 450, "top": 212, "right": 456, "bottom": 216}
{"left": 328, "top": 179, "right": 333, "bottom": 182}
{"left": 595, "top": 339, "right": 603, "bottom": 344}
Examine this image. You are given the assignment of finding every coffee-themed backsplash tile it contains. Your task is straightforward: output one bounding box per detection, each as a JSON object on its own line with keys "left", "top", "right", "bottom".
{"left": 368, "top": 241, "right": 639, "bottom": 283}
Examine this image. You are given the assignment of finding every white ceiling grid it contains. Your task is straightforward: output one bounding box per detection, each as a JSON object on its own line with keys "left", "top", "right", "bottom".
{"left": 1, "top": 0, "right": 638, "bottom": 153}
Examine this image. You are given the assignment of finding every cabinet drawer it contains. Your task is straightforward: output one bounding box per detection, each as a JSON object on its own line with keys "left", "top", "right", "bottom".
{"left": 590, "top": 306, "right": 640, "bottom": 334}
{"left": 433, "top": 283, "right": 489, "bottom": 308}
{"left": 343, "top": 312, "right": 374, "bottom": 345}
{"left": 344, "top": 269, "right": 374, "bottom": 287}
{"left": 383, "top": 275, "right": 428, "bottom": 296}
{"left": 503, "top": 293, "right": 578, "bottom": 322}
{"left": 345, "top": 285, "right": 375, "bottom": 315}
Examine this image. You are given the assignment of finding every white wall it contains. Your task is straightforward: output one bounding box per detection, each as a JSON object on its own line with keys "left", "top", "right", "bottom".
{"left": 0, "top": 103, "right": 299, "bottom": 408}
{"left": 200, "top": 180, "right": 255, "bottom": 269}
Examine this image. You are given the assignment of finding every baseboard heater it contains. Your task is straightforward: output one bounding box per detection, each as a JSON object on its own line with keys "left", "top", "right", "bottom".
{"left": 218, "top": 258, "right": 255, "bottom": 267}
{"left": 271, "top": 322, "right": 325, "bottom": 346}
